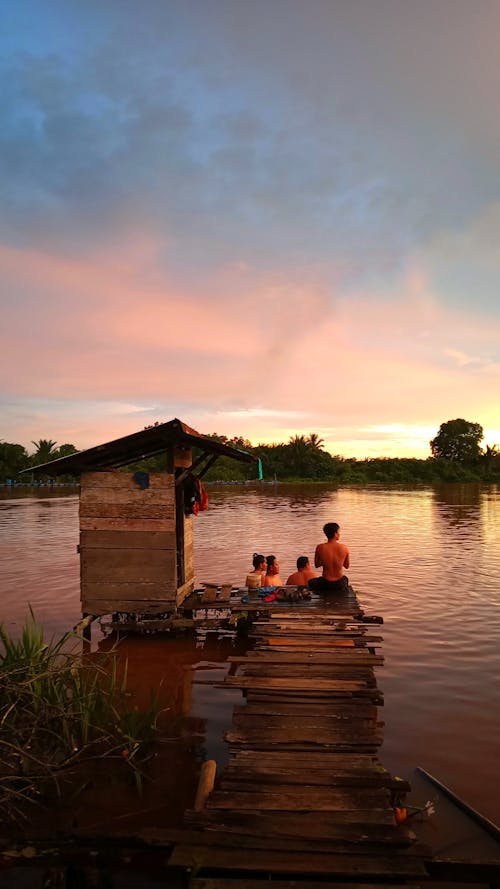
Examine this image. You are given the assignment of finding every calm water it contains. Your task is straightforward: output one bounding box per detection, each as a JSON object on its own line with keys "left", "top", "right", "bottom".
{"left": 1, "top": 483, "right": 499, "bottom": 827}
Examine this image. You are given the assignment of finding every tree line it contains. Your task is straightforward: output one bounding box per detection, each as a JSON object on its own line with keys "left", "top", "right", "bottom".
{"left": 0, "top": 439, "right": 78, "bottom": 483}
{"left": 1, "top": 419, "right": 499, "bottom": 485}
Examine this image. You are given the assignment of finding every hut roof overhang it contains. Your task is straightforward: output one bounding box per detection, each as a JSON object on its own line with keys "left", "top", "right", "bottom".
{"left": 24, "top": 418, "right": 257, "bottom": 477}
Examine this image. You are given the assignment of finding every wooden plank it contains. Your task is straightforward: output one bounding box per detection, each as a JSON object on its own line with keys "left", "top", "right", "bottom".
{"left": 232, "top": 713, "right": 382, "bottom": 731}
{"left": 220, "top": 770, "right": 400, "bottom": 789}
{"left": 80, "top": 530, "right": 175, "bottom": 549}
{"left": 81, "top": 596, "right": 175, "bottom": 613}
{"left": 267, "top": 611, "right": 360, "bottom": 619}
{"left": 227, "top": 654, "right": 384, "bottom": 665}
{"left": 80, "top": 503, "right": 175, "bottom": 521}
{"left": 81, "top": 471, "right": 174, "bottom": 490}
{"left": 177, "top": 578, "right": 196, "bottom": 605}
{"left": 80, "top": 488, "right": 173, "bottom": 507}
{"left": 229, "top": 750, "right": 379, "bottom": 767}
{"left": 224, "top": 736, "right": 381, "bottom": 752}
{"left": 252, "top": 620, "right": 367, "bottom": 630}
{"left": 262, "top": 638, "right": 356, "bottom": 648}
{"left": 251, "top": 627, "right": 371, "bottom": 637}
{"left": 233, "top": 702, "right": 378, "bottom": 718}
{"left": 186, "top": 811, "right": 412, "bottom": 845}
{"left": 80, "top": 517, "right": 175, "bottom": 531}
{"left": 81, "top": 547, "right": 174, "bottom": 582}
{"left": 188, "top": 807, "right": 395, "bottom": 827}
{"left": 219, "top": 677, "right": 372, "bottom": 693}
{"left": 169, "top": 846, "right": 427, "bottom": 876}
{"left": 161, "top": 832, "right": 414, "bottom": 857}
{"left": 239, "top": 665, "right": 376, "bottom": 679}
{"left": 259, "top": 636, "right": 383, "bottom": 647}
{"left": 81, "top": 582, "right": 175, "bottom": 600}
{"left": 206, "top": 788, "right": 390, "bottom": 811}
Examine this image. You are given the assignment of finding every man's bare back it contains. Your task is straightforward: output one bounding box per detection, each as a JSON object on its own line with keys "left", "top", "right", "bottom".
{"left": 314, "top": 525, "right": 350, "bottom": 582}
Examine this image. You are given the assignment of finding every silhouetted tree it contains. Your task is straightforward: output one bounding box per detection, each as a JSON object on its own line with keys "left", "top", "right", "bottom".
{"left": 30, "top": 439, "right": 58, "bottom": 465}
{"left": 307, "top": 433, "right": 324, "bottom": 450}
{"left": 0, "top": 442, "right": 29, "bottom": 481}
{"left": 430, "top": 419, "right": 483, "bottom": 462}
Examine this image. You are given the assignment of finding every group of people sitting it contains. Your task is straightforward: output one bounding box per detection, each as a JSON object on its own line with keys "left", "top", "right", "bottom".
{"left": 245, "top": 522, "right": 350, "bottom": 594}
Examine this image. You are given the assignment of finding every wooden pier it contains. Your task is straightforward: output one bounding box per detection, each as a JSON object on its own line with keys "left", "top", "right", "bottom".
{"left": 168, "top": 587, "right": 431, "bottom": 887}
{"left": 5, "top": 587, "right": 500, "bottom": 887}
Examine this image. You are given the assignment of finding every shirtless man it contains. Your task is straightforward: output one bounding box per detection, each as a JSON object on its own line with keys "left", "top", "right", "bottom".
{"left": 286, "top": 556, "right": 317, "bottom": 586}
{"left": 308, "top": 522, "right": 350, "bottom": 592}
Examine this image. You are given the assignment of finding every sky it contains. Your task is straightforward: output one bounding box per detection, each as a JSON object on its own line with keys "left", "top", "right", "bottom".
{"left": 1, "top": 0, "right": 500, "bottom": 459}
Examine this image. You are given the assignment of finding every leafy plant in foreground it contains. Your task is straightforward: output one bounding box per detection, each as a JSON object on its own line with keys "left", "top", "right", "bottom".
{"left": 0, "top": 612, "right": 164, "bottom": 823}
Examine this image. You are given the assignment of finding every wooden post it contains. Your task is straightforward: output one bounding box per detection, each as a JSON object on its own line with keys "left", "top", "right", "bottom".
{"left": 74, "top": 613, "right": 95, "bottom": 642}
{"left": 193, "top": 759, "right": 217, "bottom": 811}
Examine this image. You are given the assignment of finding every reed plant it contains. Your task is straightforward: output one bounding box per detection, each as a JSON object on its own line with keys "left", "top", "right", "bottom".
{"left": 0, "top": 611, "right": 163, "bottom": 824}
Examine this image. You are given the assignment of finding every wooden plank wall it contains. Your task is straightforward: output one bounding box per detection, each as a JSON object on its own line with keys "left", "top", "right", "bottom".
{"left": 80, "top": 471, "right": 180, "bottom": 614}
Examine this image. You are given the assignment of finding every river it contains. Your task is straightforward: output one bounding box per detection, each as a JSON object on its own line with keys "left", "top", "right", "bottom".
{"left": 1, "top": 482, "right": 499, "bottom": 830}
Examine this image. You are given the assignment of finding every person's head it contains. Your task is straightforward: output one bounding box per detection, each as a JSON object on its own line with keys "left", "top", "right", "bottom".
{"left": 296, "top": 556, "right": 309, "bottom": 571}
{"left": 252, "top": 553, "right": 266, "bottom": 571}
{"left": 266, "top": 554, "right": 279, "bottom": 574}
{"left": 323, "top": 522, "right": 340, "bottom": 540}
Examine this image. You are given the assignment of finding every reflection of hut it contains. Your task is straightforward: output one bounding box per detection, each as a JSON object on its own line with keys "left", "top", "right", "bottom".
{"left": 27, "top": 419, "right": 256, "bottom": 621}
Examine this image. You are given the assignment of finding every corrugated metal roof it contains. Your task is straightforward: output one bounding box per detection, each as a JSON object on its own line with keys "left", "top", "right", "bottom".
{"left": 24, "top": 418, "right": 256, "bottom": 476}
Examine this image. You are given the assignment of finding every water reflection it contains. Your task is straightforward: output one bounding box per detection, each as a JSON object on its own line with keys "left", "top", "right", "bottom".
{"left": 1, "top": 485, "right": 500, "bottom": 827}
{"left": 432, "top": 482, "right": 482, "bottom": 528}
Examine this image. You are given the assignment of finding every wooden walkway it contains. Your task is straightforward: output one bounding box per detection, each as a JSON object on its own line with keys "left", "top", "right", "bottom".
{"left": 169, "top": 587, "right": 430, "bottom": 887}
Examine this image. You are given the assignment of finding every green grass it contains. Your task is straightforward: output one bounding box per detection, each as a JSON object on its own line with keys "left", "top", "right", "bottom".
{"left": 0, "top": 610, "right": 163, "bottom": 823}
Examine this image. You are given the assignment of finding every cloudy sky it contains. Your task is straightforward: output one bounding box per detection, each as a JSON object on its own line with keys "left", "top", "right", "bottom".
{"left": 1, "top": 0, "right": 500, "bottom": 458}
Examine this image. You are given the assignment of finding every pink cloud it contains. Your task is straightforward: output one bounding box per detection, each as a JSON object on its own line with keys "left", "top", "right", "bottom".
{"left": 2, "top": 242, "right": 499, "bottom": 457}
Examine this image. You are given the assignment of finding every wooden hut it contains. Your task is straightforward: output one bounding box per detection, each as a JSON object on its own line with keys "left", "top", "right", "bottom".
{"left": 28, "top": 419, "right": 256, "bottom": 620}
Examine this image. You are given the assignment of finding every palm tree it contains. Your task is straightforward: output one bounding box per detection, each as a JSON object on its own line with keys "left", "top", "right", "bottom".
{"left": 483, "top": 444, "right": 499, "bottom": 470}
{"left": 30, "top": 439, "right": 58, "bottom": 466}
{"left": 307, "top": 433, "right": 324, "bottom": 451}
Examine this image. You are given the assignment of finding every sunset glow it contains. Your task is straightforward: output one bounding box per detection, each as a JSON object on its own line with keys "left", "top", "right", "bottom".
{"left": 1, "top": 1, "right": 499, "bottom": 458}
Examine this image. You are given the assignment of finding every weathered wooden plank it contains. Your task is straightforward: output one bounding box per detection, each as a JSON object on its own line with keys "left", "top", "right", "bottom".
{"left": 143, "top": 822, "right": 416, "bottom": 853}
{"left": 227, "top": 654, "right": 384, "bottom": 665}
{"left": 224, "top": 734, "right": 381, "bottom": 751}
{"left": 81, "top": 548, "right": 174, "bottom": 582}
{"left": 81, "top": 471, "right": 173, "bottom": 489}
{"left": 80, "top": 502, "right": 175, "bottom": 521}
{"left": 251, "top": 627, "right": 371, "bottom": 637}
{"left": 205, "top": 790, "right": 392, "bottom": 812}
{"left": 80, "top": 530, "right": 175, "bottom": 549}
{"left": 244, "top": 690, "right": 383, "bottom": 705}
{"left": 81, "top": 581, "right": 174, "bottom": 600}
{"left": 206, "top": 787, "right": 390, "bottom": 811}
{"left": 260, "top": 638, "right": 356, "bottom": 648}
{"left": 81, "top": 595, "right": 176, "bottom": 613}
{"left": 189, "top": 806, "right": 395, "bottom": 827}
{"left": 80, "top": 488, "right": 173, "bottom": 507}
{"left": 262, "top": 611, "right": 363, "bottom": 618}
{"left": 229, "top": 750, "right": 379, "bottom": 767}
{"left": 80, "top": 516, "right": 175, "bottom": 531}
{"left": 233, "top": 703, "right": 378, "bottom": 719}
{"left": 186, "top": 811, "right": 412, "bottom": 845}
{"left": 232, "top": 712, "right": 382, "bottom": 731}
{"left": 169, "top": 845, "right": 427, "bottom": 876}
{"left": 177, "top": 578, "right": 196, "bottom": 605}
{"left": 220, "top": 769, "right": 399, "bottom": 789}
{"left": 239, "top": 665, "right": 376, "bottom": 679}
{"left": 259, "top": 636, "right": 383, "bottom": 647}
{"left": 220, "top": 677, "right": 372, "bottom": 693}
{"left": 161, "top": 830, "right": 414, "bottom": 856}
{"left": 252, "top": 621, "right": 367, "bottom": 630}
